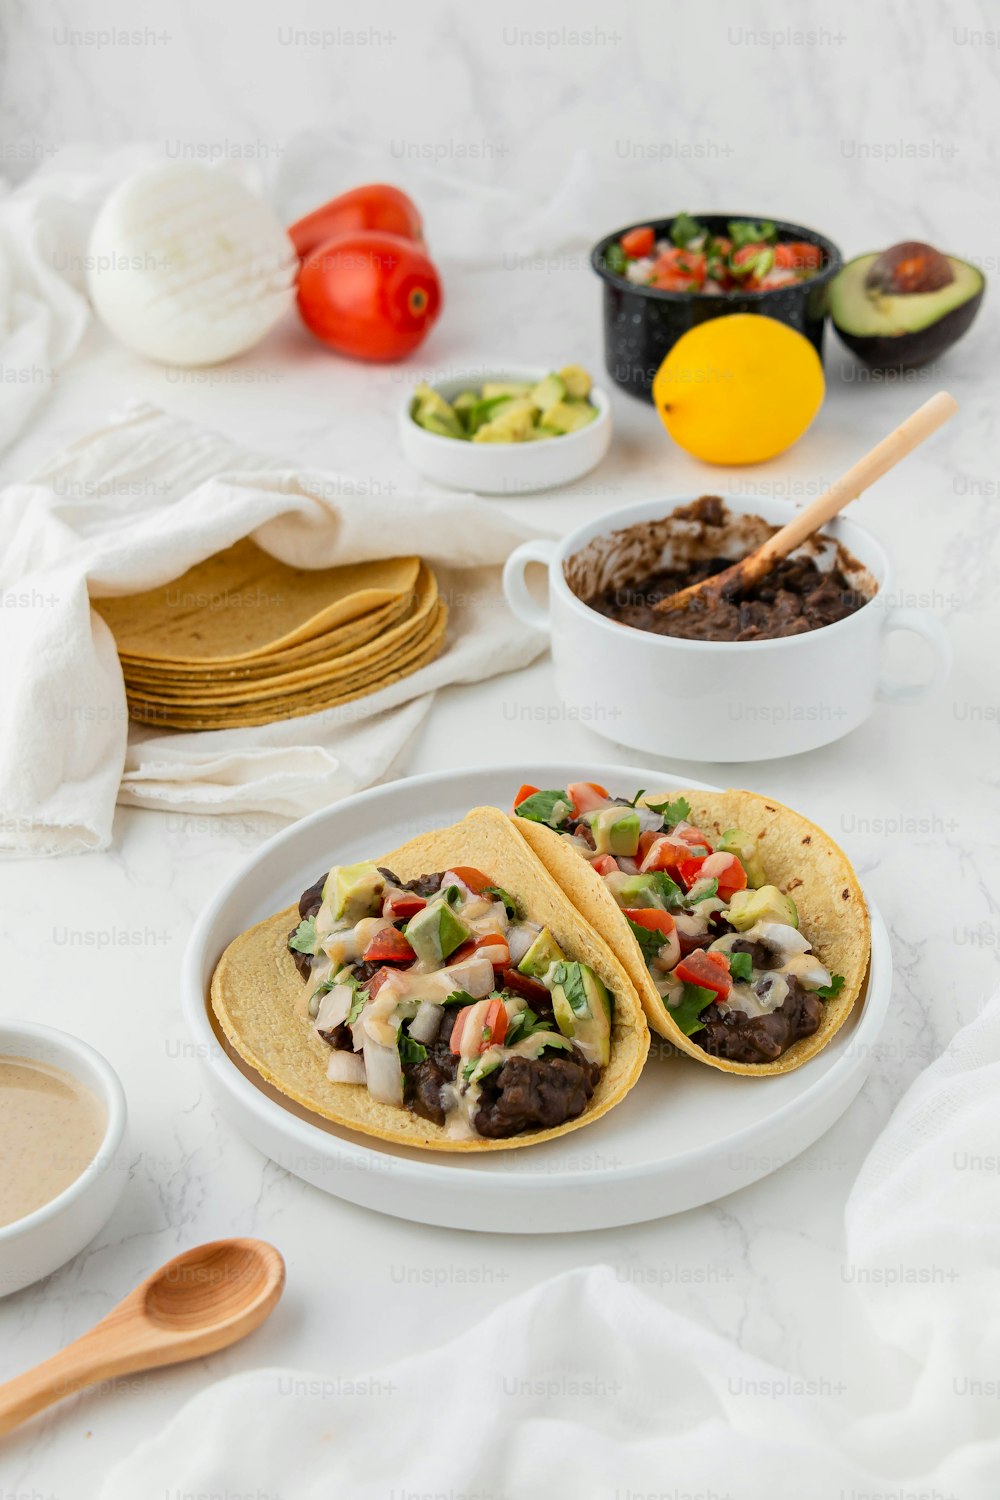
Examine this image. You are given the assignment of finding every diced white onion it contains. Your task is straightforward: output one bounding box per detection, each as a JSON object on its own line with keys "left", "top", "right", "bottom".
{"left": 506, "top": 922, "right": 541, "bottom": 967}
{"left": 314, "top": 983, "right": 354, "bottom": 1034}
{"left": 409, "top": 1001, "right": 443, "bottom": 1045}
{"left": 326, "top": 1051, "right": 367, "bottom": 1085}
{"left": 363, "top": 1037, "right": 403, "bottom": 1103}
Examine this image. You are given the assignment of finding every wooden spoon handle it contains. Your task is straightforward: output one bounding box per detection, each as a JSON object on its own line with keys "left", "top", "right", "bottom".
{"left": 739, "top": 390, "right": 958, "bottom": 587}
{"left": 0, "top": 1332, "right": 110, "bottom": 1437}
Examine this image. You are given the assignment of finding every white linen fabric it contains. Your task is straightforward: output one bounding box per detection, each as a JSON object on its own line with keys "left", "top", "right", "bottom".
{"left": 100, "top": 991, "right": 1000, "bottom": 1500}
{"left": 0, "top": 403, "right": 547, "bottom": 856}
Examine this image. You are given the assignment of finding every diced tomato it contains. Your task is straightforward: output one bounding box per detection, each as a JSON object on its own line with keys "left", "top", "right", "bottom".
{"left": 639, "top": 836, "right": 688, "bottom": 875}
{"left": 732, "top": 242, "right": 771, "bottom": 270}
{"left": 362, "top": 927, "right": 415, "bottom": 965}
{"left": 450, "top": 996, "right": 508, "bottom": 1056}
{"left": 674, "top": 949, "right": 731, "bottom": 1000}
{"left": 366, "top": 966, "right": 394, "bottom": 997}
{"left": 621, "top": 225, "right": 655, "bottom": 258}
{"left": 675, "top": 824, "right": 712, "bottom": 850}
{"left": 623, "top": 908, "right": 676, "bottom": 937}
{"left": 451, "top": 933, "right": 510, "bottom": 967}
{"left": 447, "top": 866, "right": 492, "bottom": 894}
{"left": 567, "top": 781, "right": 610, "bottom": 814}
{"left": 676, "top": 855, "right": 707, "bottom": 891}
{"left": 384, "top": 892, "right": 426, "bottom": 922}
{"left": 501, "top": 966, "right": 550, "bottom": 1003}
{"left": 591, "top": 854, "right": 619, "bottom": 877}
{"left": 700, "top": 851, "right": 747, "bottom": 900}
{"left": 774, "top": 241, "right": 822, "bottom": 272}
{"left": 513, "top": 784, "right": 539, "bottom": 809}
{"left": 650, "top": 247, "right": 706, "bottom": 290}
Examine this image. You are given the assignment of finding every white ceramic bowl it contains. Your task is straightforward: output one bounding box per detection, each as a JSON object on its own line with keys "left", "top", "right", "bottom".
{"left": 504, "top": 493, "right": 952, "bottom": 761}
{"left": 398, "top": 363, "right": 612, "bottom": 494}
{"left": 0, "top": 1022, "right": 128, "bottom": 1298}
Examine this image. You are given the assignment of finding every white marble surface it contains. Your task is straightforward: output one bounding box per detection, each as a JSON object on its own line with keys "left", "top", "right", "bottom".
{"left": 1, "top": 2, "right": 999, "bottom": 1494}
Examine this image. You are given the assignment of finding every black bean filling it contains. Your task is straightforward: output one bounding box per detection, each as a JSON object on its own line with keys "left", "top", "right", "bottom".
{"left": 694, "top": 976, "right": 824, "bottom": 1065}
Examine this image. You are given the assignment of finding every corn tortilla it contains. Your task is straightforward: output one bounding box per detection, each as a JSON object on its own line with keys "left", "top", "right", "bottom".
{"left": 210, "top": 806, "right": 649, "bottom": 1151}
{"left": 514, "top": 788, "right": 870, "bottom": 1077}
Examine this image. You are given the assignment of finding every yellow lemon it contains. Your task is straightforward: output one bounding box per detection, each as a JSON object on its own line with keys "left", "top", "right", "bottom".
{"left": 652, "top": 314, "right": 825, "bottom": 465}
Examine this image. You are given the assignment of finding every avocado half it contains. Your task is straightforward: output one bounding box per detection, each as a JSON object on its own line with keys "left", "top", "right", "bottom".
{"left": 830, "top": 251, "right": 984, "bottom": 370}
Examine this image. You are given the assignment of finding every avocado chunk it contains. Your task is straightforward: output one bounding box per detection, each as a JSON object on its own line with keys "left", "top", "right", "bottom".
{"left": 559, "top": 364, "right": 592, "bottom": 399}
{"left": 411, "top": 383, "right": 465, "bottom": 440}
{"left": 323, "top": 861, "right": 386, "bottom": 924}
{"left": 405, "top": 898, "right": 470, "bottom": 965}
{"left": 603, "top": 871, "right": 658, "bottom": 908}
{"left": 518, "top": 927, "right": 566, "bottom": 979}
{"left": 472, "top": 398, "right": 536, "bottom": 443}
{"left": 529, "top": 373, "right": 566, "bottom": 413}
{"left": 829, "top": 247, "right": 985, "bottom": 371}
{"left": 586, "top": 807, "right": 641, "bottom": 857}
{"left": 541, "top": 399, "right": 598, "bottom": 435}
{"left": 727, "top": 885, "right": 798, "bottom": 931}
{"left": 717, "top": 828, "right": 767, "bottom": 888}
{"left": 548, "top": 961, "right": 612, "bottom": 1066}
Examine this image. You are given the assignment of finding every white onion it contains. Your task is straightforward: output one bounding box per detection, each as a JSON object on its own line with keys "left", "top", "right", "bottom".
{"left": 506, "top": 922, "right": 541, "bottom": 967}
{"left": 87, "top": 163, "right": 296, "bottom": 366}
{"left": 314, "top": 983, "right": 355, "bottom": 1034}
{"left": 362, "top": 1036, "right": 403, "bottom": 1103}
{"left": 747, "top": 922, "right": 811, "bottom": 955}
{"left": 326, "top": 1051, "right": 366, "bottom": 1085}
{"left": 409, "top": 1001, "right": 443, "bottom": 1045}
{"left": 635, "top": 807, "right": 667, "bottom": 833}
{"left": 617, "top": 856, "right": 639, "bottom": 876}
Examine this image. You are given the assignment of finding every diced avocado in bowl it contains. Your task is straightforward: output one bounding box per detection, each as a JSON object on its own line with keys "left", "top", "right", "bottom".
{"left": 410, "top": 366, "right": 599, "bottom": 444}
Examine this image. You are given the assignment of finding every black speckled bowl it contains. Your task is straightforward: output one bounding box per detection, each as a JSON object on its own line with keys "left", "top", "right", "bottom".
{"left": 591, "top": 214, "right": 843, "bottom": 403}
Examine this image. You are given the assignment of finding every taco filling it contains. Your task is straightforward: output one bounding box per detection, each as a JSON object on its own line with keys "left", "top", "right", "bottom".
{"left": 513, "top": 782, "right": 845, "bottom": 1066}
{"left": 287, "top": 858, "right": 615, "bottom": 1140}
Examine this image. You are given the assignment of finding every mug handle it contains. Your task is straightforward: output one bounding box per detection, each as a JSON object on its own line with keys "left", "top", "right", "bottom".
{"left": 503, "top": 539, "right": 558, "bottom": 632}
{"left": 877, "top": 607, "right": 952, "bottom": 705}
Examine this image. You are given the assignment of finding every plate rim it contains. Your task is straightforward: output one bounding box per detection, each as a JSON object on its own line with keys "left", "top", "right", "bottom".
{"left": 182, "top": 761, "right": 890, "bottom": 1190}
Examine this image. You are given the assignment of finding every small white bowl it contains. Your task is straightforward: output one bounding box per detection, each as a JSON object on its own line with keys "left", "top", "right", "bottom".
{"left": 398, "top": 363, "right": 612, "bottom": 495}
{"left": 0, "top": 1022, "right": 128, "bottom": 1298}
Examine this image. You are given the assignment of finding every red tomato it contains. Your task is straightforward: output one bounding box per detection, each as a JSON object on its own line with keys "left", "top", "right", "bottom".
{"left": 289, "top": 184, "right": 423, "bottom": 261}
{"left": 384, "top": 892, "right": 425, "bottom": 921}
{"left": 650, "top": 247, "right": 706, "bottom": 290}
{"left": 451, "top": 933, "right": 510, "bottom": 968}
{"left": 297, "top": 231, "right": 442, "bottom": 362}
{"left": 732, "top": 243, "right": 771, "bottom": 270}
{"left": 675, "top": 825, "right": 711, "bottom": 850}
{"left": 623, "top": 908, "right": 677, "bottom": 937}
{"left": 567, "top": 781, "right": 610, "bottom": 814}
{"left": 366, "top": 966, "right": 393, "bottom": 998}
{"left": 621, "top": 225, "right": 655, "bottom": 258}
{"left": 676, "top": 856, "right": 707, "bottom": 891}
{"left": 501, "top": 966, "right": 550, "bottom": 1003}
{"left": 447, "top": 866, "right": 492, "bottom": 894}
{"left": 362, "top": 927, "right": 415, "bottom": 965}
{"left": 675, "top": 949, "right": 731, "bottom": 1000}
{"left": 591, "top": 854, "right": 619, "bottom": 877}
{"left": 639, "top": 836, "right": 688, "bottom": 875}
{"left": 701, "top": 852, "right": 747, "bottom": 900}
{"left": 513, "top": 784, "right": 539, "bottom": 809}
{"left": 774, "top": 241, "right": 822, "bottom": 272}
{"left": 450, "top": 997, "right": 508, "bottom": 1055}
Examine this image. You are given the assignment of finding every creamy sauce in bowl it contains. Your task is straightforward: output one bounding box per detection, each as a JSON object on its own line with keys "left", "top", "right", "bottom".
{"left": 0, "top": 1055, "right": 107, "bottom": 1228}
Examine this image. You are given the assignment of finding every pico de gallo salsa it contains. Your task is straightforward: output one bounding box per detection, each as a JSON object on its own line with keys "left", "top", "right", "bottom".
{"left": 604, "top": 214, "right": 824, "bottom": 294}
{"left": 513, "top": 781, "right": 845, "bottom": 1065}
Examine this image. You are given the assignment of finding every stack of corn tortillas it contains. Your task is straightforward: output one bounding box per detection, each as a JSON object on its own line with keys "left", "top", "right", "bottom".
{"left": 93, "top": 541, "right": 447, "bottom": 730}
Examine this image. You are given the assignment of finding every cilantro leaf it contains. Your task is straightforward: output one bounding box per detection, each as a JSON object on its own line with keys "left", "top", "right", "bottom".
{"left": 398, "top": 1033, "right": 428, "bottom": 1066}
{"left": 666, "top": 983, "right": 716, "bottom": 1036}
{"left": 626, "top": 916, "right": 670, "bottom": 964}
{"left": 684, "top": 877, "right": 719, "bottom": 906}
{"left": 643, "top": 795, "right": 691, "bottom": 827}
{"left": 670, "top": 212, "right": 702, "bottom": 248}
{"left": 605, "top": 242, "right": 627, "bottom": 275}
{"left": 728, "top": 951, "right": 753, "bottom": 983}
{"left": 728, "top": 219, "right": 777, "bottom": 248}
{"left": 288, "top": 916, "right": 318, "bottom": 956}
{"left": 484, "top": 883, "right": 521, "bottom": 920}
{"left": 442, "top": 989, "right": 477, "bottom": 1007}
{"left": 818, "top": 974, "right": 846, "bottom": 999}
{"left": 650, "top": 871, "right": 684, "bottom": 909}
{"left": 505, "top": 1007, "right": 553, "bottom": 1046}
{"left": 514, "top": 789, "right": 574, "bottom": 829}
{"left": 346, "top": 986, "right": 367, "bottom": 1025}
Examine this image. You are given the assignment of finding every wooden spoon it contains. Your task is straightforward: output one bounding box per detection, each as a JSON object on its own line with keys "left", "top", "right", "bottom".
{"left": 0, "top": 1238, "right": 285, "bottom": 1438}
{"left": 653, "top": 390, "right": 958, "bottom": 616}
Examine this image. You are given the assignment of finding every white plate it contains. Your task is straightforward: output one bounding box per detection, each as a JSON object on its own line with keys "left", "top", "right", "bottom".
{"left": 182, "top": 762, "right": 891, "bottom": 1234}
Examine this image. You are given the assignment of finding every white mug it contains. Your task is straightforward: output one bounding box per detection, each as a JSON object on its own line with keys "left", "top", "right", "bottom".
{"left": 503, "top": 494, "right": 951, "bottom": 762}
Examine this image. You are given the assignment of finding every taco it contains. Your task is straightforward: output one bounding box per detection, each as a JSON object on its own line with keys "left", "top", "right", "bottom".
{"left": 510, "top": 781, "right": 870, "bottom": 1076}
{"left": 211, "top": 806, "right": 648, "bottom": 1151}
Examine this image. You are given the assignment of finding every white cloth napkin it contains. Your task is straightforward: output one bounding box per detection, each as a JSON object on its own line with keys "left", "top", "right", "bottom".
{"left": 0, "top": 403, "right": 547, "bottom": 856}
{"left": 100, "top": 990, "right": 1000, "bottom": 1500}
